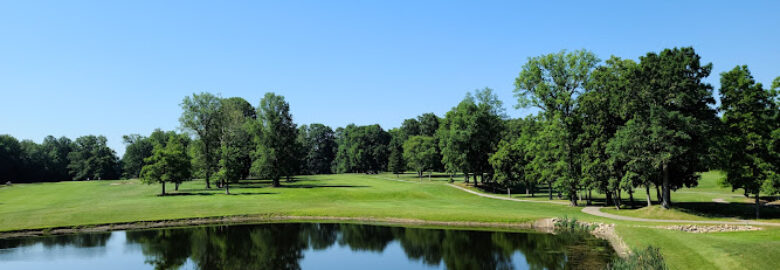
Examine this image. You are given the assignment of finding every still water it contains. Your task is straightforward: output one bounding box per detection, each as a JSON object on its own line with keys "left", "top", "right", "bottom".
{"left": 0, "top": 223, "right": 615, "bottom": 270}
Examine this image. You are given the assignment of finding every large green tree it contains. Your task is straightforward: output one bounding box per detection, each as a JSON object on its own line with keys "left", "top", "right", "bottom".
{"left": 403, "top": 135, "right": 437, "bottom": 180}
{"left": 622, "top": 47, "right": 718, "bottom": 209}
{"left": 0, "top": 135, "right": 22, "bottom": 181}
{"left": 489, "top": 116, "right": 540, "bottom": 196}
{"left": 67, "top": 135, "right": 120, "bottom": 180}
{"left": 297, "top": 123, "right": 337, "bottom": 175}
{"left": 437, "top": 89, "right": 505, "bottom": 186}
{"left": 179, "top": 92, "right": 222, "bottom": 189}
{"left": 719, "top": 65, "right": 779, "bottom": 218}
{"left": 579, "top": 56, "right": 637, "bottom": 207}
{"left": 514, "top": 49, "right": 600, "bottom": 205}
{"left": 140, "top": 134, "right": 192, "bottom": 195}
{"left": 216, "top": 97, "right": 255, "bottom": 193}
{"left": 251, "top": 93, "right": 299, "bottom": 187}
{"left": 121, "top": 134, "right": 153, "bottom": 179}
{"left": 387, "top": 129, "right": 406, "bottom": 177}
{"left": 332, "top": 124, "right": 391, "bottom": 174}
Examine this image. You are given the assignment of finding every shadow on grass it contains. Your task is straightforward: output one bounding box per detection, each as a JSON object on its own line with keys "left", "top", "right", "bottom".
{"left": 277, "top": 185, "right": 369, "bottom": 189}
{"left": 159, "top": 192, "right": 277, "bottom": 196}
{"left": 673, "top": 202, "right": 780, "bottom": 220}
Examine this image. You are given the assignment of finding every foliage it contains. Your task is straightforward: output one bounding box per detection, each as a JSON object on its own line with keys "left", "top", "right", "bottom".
{"left": 437, "top": 88, "right": 505, "bottom": 184}
{"left": 554, "top": 215, "right": 594, "bottom": 232}
{"left": 624, "top": 47, "right": 717, "bottom": 208}
{"left": 332, "top": 124, "right": 390, "bottom": 174}
{"left": 608, "top": 246, "right": 668, "bottom": 270}
{"left": 67, "top": 135, "right": 120, "bottom": 180}
{"left": 402, "top": 136, "right": 437, "bottom": 178}
{"left": 251, "top": 93, "right": 299, "bottom": 186}
{"left": 179, "top": 92, "right": 222, "bottom": 188}
{"left": 386, "top": 129, "right": 406, "bottom": 175}
{"left": 579, "top": 56, "right": 636, "bottom": 205}
{"left": 514, "top": 49, "right": 600, "bottom": 205}
{"left": 140, "top": 133, "right": 192, "bottom": 195}
{"left": 719, "top": 65, "right": 779, "bottom": 218}
{"left": 296, "top": 123, "right": 337, "bottom": 175}
{"left": 121, "top": 134, "right": 153, "bottom": 179}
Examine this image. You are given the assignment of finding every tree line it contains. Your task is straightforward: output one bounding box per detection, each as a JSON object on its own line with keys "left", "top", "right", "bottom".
{"left": 1, "top": 46, "right": 777, "bottom": 217}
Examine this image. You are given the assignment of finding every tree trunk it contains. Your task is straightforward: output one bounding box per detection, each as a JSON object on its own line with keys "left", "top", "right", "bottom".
{"left": 645, "top": 185, "right": 652, "bottom": 207}
{"left": 526, "top": 187, "right": 530, "bottom": 195}
{"left": 661, "top": 163, "right": 671, "bottom": 209}
{"left": 548, "top": 182, "right": 553, "bottom": 200}
{"left": 161, "top": 182, "right": 166, "bottom": 196}
{"left": 628, "top": 189, "right": 634, "bottom": 209}
{"left": 175, "top": 182, "right": 179, "bottom": 191}
{"left": 606, "top": 191, "right": 612, "bottom": 207}
{"left": 473, "top": 174, "right": 478, "bottom": 187}
{"left": 587, "top": 189, "right": 592, "bottom": 206}
{"left": 464, "top": 173, "right": 469, "bottom": 184}
{"left": 286, "top": 175, "right": 292, "bottom": 182}
{"left": 655, "top": 184, "right": 662, "bottom": 203}
{"left": 225, "top": 182, "right": 230, "bottom": 195}
{"left": 615, "top": 189, "right": 622, "bottom": 210}
{"left": 204, "top": 142, "right": 212, "bottom": 189}
{"left": 272, "top": 177, "right": 280, "bottom": 187}
{"left": 755, "top": 192, "right": 761, "bottom": 219}
{"left": 205, "top": 170, "right": 211, "bottom": 189}
{"left": 419, "top": 171, "right": 423, "bottom": 182}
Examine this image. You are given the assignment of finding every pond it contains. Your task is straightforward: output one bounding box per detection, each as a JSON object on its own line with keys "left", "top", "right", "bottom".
{"left": 0, "top": 222, "right": 615, "bottom": 270}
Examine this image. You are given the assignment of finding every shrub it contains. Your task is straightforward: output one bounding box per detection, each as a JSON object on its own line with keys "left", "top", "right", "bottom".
{"left": 609, "top": 246, "right": 668, "bottom": 270}
{"left": 554, "top": 215, "right": 594, "bottom": 231}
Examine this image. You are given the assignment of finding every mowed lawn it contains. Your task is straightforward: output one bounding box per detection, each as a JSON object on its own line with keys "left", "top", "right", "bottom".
{"left": 0, "top": 173, "right": 778, "bottom": 270}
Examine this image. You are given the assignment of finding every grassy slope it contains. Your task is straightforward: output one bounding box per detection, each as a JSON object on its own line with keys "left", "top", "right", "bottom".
{"left": 1, "top": 172, "right": 778, "bottom": 270}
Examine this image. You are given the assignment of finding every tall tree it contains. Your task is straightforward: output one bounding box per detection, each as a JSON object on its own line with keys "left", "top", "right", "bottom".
{"left": 140, "top": 134, "right": 192, "bottom": 195}
{"left": 215, "top": 97, "right": 253, "bottom": 193}
{"left": 0, "top": 135, "right": 22, "bottom": 181}
{"left": 437, "top": 97, "right": 477, "bottom": 183}
{"left": 417, "top": 113, "right": 440, "bottom": 137}
{"left": 179, "top": 92, "right": 222, "bottom": 189}
{"left": 252, "top": 93, "right": 298, "bottom": 187}
{"left": 579, "top": 56, "right": 637, "bottom": 207}
{"left": 39, "top": 136, "right": 74, "bottom": 181}
{"left": 400, "top": 118, "right": 421, "bottom": 139}
{"left": 514, "top": 49, "right": 599, "bottom": 205}
{"left": 121, "top": 134, "right": 153, "bottom": 179}
{"left": 220, "top": 97, "right": 256, "bottom": 180}
{"left": 489, "top": 116, "right": 540, "bottom": 196}
{"left": 67, "top": 135, "right": 120, "bottom": 180}
{"left": 332, "top": 124, "right": 390, "bottom": 174}
{"left": 625, "top": 47, "right": 718, "bottom": 209}
{"left": 387, "top": 129, "right": 406, "bottom": 177}
{"left": 719, "top": 66, "right": 779, "bottom": 218}
{"left": 403, "top": 136, "right": 437, "bottom": 180}
{"left": 297, "top": 124, "right": 337, "bottom": 175}
{"left": 437, "top": 89, "right": 505, "bottom": 186}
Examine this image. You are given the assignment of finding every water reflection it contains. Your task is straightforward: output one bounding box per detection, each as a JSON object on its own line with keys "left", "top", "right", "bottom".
{"left": 0, "top": 223, "right": 614, "bottom": 270}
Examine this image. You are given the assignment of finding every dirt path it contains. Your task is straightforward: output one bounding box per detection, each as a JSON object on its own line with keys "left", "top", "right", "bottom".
{"left": 581, "top": 207, "right": 780, "bottom": 226}
{"left": 447, "top": 184, "right": 569, "bottom": 205}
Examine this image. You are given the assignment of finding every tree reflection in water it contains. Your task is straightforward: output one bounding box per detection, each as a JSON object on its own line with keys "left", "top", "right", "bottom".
{"left": 0, "top": 223, "right": 615, "bottom": 270}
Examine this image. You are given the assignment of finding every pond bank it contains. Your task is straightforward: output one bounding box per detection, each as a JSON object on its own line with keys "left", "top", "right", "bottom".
{"left": 0, "top": 214, "right": 629, "bottom": 258}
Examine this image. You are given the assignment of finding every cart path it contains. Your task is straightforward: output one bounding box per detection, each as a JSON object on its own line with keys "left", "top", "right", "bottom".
{"left": 443, "top": 183, "right": 780, "bottom": 226}
{"left": 447, "top": 184, "right": 569, "bottom": 205}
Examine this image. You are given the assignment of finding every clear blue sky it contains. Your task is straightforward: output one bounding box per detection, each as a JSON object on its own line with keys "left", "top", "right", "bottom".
{"left": 1, "top": 1, "right": 778, "bottom": 156}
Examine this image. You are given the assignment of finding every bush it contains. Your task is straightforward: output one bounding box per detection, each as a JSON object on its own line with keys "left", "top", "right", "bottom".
{"left": 609, "top": 246, "right": 668, "bottom": 270}
{"left": 554, "top": 215, "right": 594, "bottom": 231}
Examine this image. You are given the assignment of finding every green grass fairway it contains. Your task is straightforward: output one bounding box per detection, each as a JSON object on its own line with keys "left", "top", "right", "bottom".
{"left": 1, "top": 172, "right": 778, "bottom": 270}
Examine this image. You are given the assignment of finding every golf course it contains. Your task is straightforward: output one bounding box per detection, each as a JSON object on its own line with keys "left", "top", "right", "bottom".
{"left": 1, "top": 170, "right": 777, "bottom": 269}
